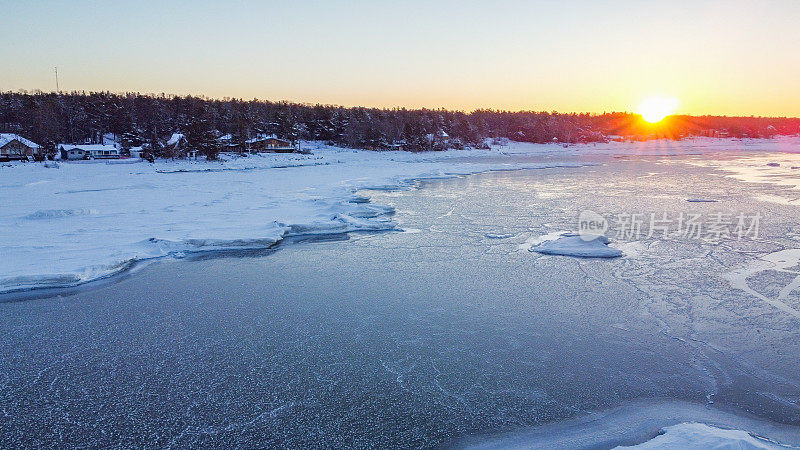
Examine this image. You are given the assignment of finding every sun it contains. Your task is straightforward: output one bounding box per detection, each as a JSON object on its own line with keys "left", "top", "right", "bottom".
{"left": 637, "top": 96, "right": 679, "bottom": 123}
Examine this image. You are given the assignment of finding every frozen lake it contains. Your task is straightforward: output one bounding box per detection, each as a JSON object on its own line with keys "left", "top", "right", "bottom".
{"left": 2, "top": 151, "right": 800, "bottom": 447}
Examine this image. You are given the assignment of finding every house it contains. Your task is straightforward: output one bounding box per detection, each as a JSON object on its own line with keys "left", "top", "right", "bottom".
{"left": 0, "top": 134, "right": 41, "bottom": 161}
{"left": 164, "top": 133, "right": 189, "bottom": 157}
{"left": 59, "top": 144, "right": 121, "bottom": 160}
{"left": 427, "top": 130, "right": 450, "bottom": 142}
{"left": 217, "top": 133, "right": 244, "bottom": 152}
{"left": 163, "top": 132, "right": 193, "bottom": 157}
{"left": 245, "top": 135, "right": 296, "bottom": 153}
{"left": 128, "top": 146, "right": 144, "bottom": 158}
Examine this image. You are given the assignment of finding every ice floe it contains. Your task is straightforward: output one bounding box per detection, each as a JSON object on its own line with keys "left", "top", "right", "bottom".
{"left": 530, "top": 233, "right": 623, "bottom": 258}
{"left": 518, "top": 230, "right": 568, "bottom": 251}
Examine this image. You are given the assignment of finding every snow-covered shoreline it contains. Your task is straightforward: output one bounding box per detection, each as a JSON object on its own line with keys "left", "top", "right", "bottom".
{"left": 1, "top": 137, "right": 798, "bottom": 295}
{"left": 0, "top": 141, "right": 588, "bottom": 294}
{"left": 461, "top": 399, "right": 800, "bottom": 449}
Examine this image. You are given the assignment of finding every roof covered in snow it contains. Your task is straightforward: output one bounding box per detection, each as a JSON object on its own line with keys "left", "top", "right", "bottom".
{"left": 246, "top": 134, "right": 286, "bottom": 144}
{"left": 58, "top": 144, "right": 119, "bottom": 152}
{"left": 0, "top": 133, "right": 41, "bottom": 149}
{"left": 166, "top": 133, "right": 186, "bottom": 146}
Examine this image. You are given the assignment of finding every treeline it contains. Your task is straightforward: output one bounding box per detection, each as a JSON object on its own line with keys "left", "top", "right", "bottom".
{"left": 1, "top": 91, "right": 799, "bottom": 158}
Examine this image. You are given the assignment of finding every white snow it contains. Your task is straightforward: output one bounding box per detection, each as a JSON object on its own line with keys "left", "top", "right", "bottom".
{"left": 530, "top": 233, "right": 623, "bottom": 258}
{"left": 464, "top": 399, "right": 800, "bottom": 449}
{"left": 58, "top": 143, "right": 120, "bottom": 152}
{"left": 2, "top": 137, "right": 799, "bottom": 294}
{"left": 617, "top": 422, "right": 783, "bottom": 449}
{"left": 165, "top": 133, "right": 185, "bottom": 146}
{"left": 0, "top": 141, "right": 591, "bottom": 293}
{"left": 246, "top": 133, "right": 283, "bottom": 144}
{"left": 518, "top": 230, "right": 569, "bottom": 251}
{"left": 0, "top": 133, "right": 41, "bottom": 149}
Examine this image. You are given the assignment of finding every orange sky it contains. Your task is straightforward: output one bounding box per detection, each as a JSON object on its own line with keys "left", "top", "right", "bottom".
{"left": 2, "top": 1, "right": 799, "bottom": 117}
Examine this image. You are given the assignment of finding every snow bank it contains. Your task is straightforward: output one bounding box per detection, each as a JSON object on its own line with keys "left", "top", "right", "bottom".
{"left": 530, "top": 233, "right": 623, "bottom": 258}
{"left": 0, "top": 142, "right": 590, "bottom": 294}
{"left": 616, "top": 422, "right": 782, "bottom": 449}
{"left": 462, "top": 399, "right": 800, "bottom": 449}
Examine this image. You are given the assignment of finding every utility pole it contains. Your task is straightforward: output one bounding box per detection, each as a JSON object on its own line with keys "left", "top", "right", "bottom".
{"left": 55, "top": 67, "right": 59, "bottom": 93}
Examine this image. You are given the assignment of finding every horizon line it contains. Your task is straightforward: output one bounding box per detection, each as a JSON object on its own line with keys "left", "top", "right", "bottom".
{"left": 5, "top": 88, "right": 800, "bottom": 120}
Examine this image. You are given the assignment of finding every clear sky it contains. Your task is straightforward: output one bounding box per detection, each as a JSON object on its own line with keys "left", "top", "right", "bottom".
{"left": 2, "top": 0, "right": 799, "bottom": 116}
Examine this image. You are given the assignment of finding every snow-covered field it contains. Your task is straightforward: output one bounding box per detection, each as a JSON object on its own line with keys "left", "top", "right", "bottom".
{"left": 1, "top": 137, "right": 798, "bottom": 294}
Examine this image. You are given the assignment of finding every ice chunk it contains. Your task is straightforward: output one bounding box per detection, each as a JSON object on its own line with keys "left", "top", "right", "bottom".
{"left": 530, "top": 233, "right": 622, "bottom": 258}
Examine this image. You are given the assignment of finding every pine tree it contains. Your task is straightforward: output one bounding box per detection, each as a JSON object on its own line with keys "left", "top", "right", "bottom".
{"left": 186, "top": 118, "right": 220, "bottom": 160}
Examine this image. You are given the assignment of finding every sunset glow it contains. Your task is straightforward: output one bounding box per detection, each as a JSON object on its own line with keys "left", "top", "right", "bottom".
{"left": 2, "top": 2, "right": 800, "bottom": 116}
{"left": 637, "top": 97, "right": 679, "bottom": 123}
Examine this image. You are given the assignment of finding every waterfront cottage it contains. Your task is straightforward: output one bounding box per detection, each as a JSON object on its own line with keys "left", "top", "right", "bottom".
{"left": 245, "top": 135, "right": 296, "bottom": 153}
{"left": 163, "top": 133, "right": 190, "bottom": 157}
{"left": 59, "top": 144, "right": 121, "bottom": 160}
{"left": 0, "top": 134, "right": 41, "bottom": 161}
